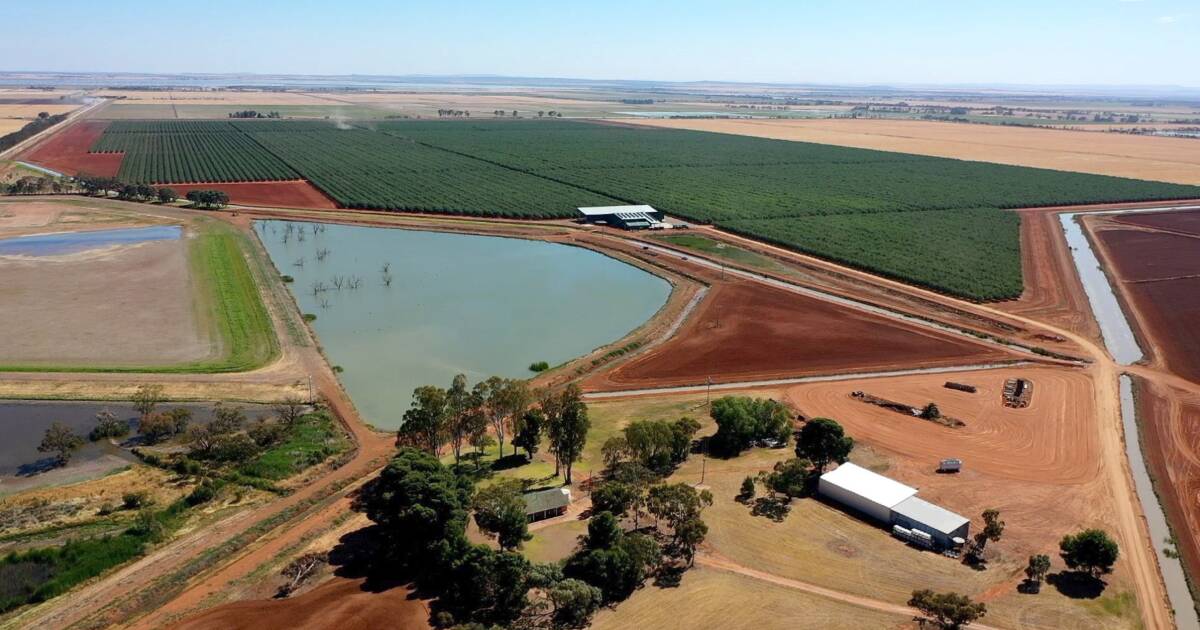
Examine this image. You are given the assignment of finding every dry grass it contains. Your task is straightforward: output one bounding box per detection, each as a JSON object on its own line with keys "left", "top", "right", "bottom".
{"left": 590, "top": 565, "right": 907, "bottom": 629}
{"left": 624, "top": 117, "right": 1200, "bottom": 184}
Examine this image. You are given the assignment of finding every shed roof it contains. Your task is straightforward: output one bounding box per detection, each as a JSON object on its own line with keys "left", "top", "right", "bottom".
{"left": 578, "top": 204, "right": 658, "bottom": 216}
{"left": 523, "top": 487, "right": 571, "bottom": 515}
{"left": 819, "top": 462, "right": 917, "bottom": 509}
{"left": 891, "top": 496, "right": 969, "bottom": 535}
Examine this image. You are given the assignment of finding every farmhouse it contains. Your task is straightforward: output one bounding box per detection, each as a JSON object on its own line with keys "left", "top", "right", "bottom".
{"left": 817, "top": 463, "right": 969, "bottom": 549}
{"left": 577, "top": 205, "right": 665, "bottom": 230}
{"left": 523, "top": 487, "right": 572, "bottom": 523}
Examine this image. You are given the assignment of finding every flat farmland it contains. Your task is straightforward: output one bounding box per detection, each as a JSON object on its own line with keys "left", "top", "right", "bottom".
{"left": 21, "top": 120, "right": 122, "bottom": 177}
{"left": 621, "top": 117, "right": 1200, "bottom": 185}
{"left": 589, "top": 280, "right": 1013, "bottom": 390}
{"left": 1117, "top": 210, "right": 1200, "bottom": 237}
{"left": 1093, "top": 216, "right": 1200, "bottom": 382}
{"left": 34, "top": 118, "right": 1200, "bottom": 300}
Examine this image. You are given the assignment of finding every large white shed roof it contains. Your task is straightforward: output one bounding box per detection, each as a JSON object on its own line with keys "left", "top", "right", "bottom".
{"left": 820, "top": 462, "right": 917, "bottom": 509}
{"left": 577, "top": 204, "right": 658, "bottom": 216}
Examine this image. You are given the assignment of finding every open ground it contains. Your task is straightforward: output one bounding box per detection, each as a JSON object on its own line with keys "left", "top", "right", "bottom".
{"left": 621, "top": 118, "right": 1200, "bottom": 185}
{"left": 1, "top": 99, "right": 1194, "bottom": 630}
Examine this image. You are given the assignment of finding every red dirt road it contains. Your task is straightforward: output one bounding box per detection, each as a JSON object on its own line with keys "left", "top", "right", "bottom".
{"left": 170, "top": 181, "right": 338, "bottom": 210}
{"left": 20, "top": 120, "right": 122, "bottom": 177}
{"left": 591, "top": 280, "right": 1012, "bottom": 390}
{"left": 171, "top": 576, "right": 429, "bottom": 630}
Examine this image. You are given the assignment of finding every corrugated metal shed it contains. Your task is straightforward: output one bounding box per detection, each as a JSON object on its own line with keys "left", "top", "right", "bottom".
{"left": 577, "top": 204, "right": 659, "bottom": 216}
{"left": 891, "top": 496, "right": 969, "bottom": 536}
{"left": 819, "top": 463, "right": 917, "bottom": 510}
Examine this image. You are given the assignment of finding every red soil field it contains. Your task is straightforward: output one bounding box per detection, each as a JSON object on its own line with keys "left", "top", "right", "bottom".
{"left": 1135, "top": 379, "right": 1200, "bottom": 603}
{"left": 1095, "top": 229, "right": 1200, "bottom": 281}
{"left": 1096, "top": 227, "right": 1200, "bottom": 382}
{"left": 20, "top": 120, "right": 122, "bottom": 177}
{"left": 171, "top": 576, "right": 430, "bottom": 630}
{"left": 170, "top": 181, "right": 338, "bottom": 210}
{"left": 1117, "top": 209, "right": 1200, "bottom": 237}
{"left": 591, "top": 281, "right": 1013, "bottom": 390}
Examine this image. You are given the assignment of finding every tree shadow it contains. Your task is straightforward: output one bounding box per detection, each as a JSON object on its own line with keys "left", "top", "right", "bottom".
{"left": 1047, "top": 571, "right": 1107, "bottom": 599}
{"left": 653, "top": 564, "right": 686, "bottom": 588}
{"left": 327, "top": 525, "right": 419, "bottom": 595}
{"left": 16, "top": 456, "right": 64, "bottom": 477}
{"left": 750, "top": 496, "right": 791, "bottom": 522}
{"left": 1017, "top": 579, "right": 1043, "bottom": 595}
{"left": 491, "top": 454, "right": 530, "bottom": 472}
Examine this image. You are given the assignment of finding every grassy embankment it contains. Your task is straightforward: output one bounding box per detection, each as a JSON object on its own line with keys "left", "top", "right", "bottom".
{"left": 0, "top": 219, "right": 278, "bottom": 374}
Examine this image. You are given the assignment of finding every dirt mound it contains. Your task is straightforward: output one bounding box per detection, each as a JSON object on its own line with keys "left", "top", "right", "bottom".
{"left": 590, "top": 281, "right": 1012, "bottom": 390}
{"left": 169, "top": 181, "right": 338, "bottom": 210}
{"left": 170, "top": 576, "right": 429, "bottom": 630}
{"left": 20, "top": 120, "right": 122, "bottom": 177}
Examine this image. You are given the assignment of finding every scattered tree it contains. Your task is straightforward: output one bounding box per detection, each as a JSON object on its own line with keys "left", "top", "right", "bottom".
{"left": 546, "top": 577, "right": 604, "bottom": 629}
{"left": 89, "top": 409, "right": 129, "bottom": 441}
{"left": 795, "top": 417, "right": 854, "bottom": 472}
{"left": 273, "top": 397, "right": 307, "bottom": 427}
{"left": 1059, "top": 529, "right": 1119, "bottom": 577}
{"left": 156, "top": 187, "right": 179, "bottom": 204}
{"left": 397, "top": 385, "right": 448, "bottom": 456}
{"left": 513, "top": 408, "right": 545, "bottom": 460}
{"left": 131, "top": 384, "right": 165, "bottom": 421}
{"left": 546, "top": 385, "right": 589, "bottom": 483}
{"left": 38, "top": 422, "right": 84, "bottom": 466}
{"left": 1024, "top": 554, "right": 1051, "bottom": 592}
{"left": 708, "top": 396, "right": 792, "bottom": 456}
{"left": 591, "top": 480, "right": 639, "bottom": 518}
{"left": 738, "top": 475, "right": 757, "bottom": 502}
{"left": 908, "top": 589, "right": 987, "bottom": 629}
{"left": 967, "top": 509, "right": 1005, "bottom": 564}
{"left": 762, "top": 457, "right": 812, "bottom": 499}
{"left": 472, "top": 480, "right": 531, "bottom": 550}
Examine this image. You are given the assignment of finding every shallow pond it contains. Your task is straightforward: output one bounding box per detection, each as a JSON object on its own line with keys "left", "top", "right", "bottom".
{"left": 0, "top": 225, "right": 181, "bottom": 257}
{"left": 256, "top": 221, "right": 671, "bottom": 429}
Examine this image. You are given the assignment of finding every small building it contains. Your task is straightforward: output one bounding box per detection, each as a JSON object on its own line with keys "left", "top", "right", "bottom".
{"left": 523, "top": 487, "right": 572, "bottom": 523}
{"left": 577, "top": 205, "right": 665, "bottom": 230}
{"left": 818, "top": 463, "right": 969, "bottom": 550}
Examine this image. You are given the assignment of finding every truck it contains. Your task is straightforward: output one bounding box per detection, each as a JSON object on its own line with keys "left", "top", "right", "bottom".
{"left": 938, "top": 458, "right": 963, "bottom": 473}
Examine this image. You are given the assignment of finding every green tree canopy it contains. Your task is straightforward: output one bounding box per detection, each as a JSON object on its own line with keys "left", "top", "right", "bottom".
{"left": 1059, "top": 529, "right": 1119, "bottom": 577}
{"left": 795, "top": 417, "right": 854, "bottom": 472}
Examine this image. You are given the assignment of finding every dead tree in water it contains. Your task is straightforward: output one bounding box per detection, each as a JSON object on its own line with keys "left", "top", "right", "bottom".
{"left": 382, "top": 272, "right": 393, "bottom": 287}
{"left": 331, "top": 275, "right": 345, "bottom": 291}
{"left": 316, "top": 248, "right": 330, "bottom": 262}
{"left": 293, "top": 257, "right": 305, "bottom": 268}
{"left": 381, "top": 262, "right": 391, "bottom": 274}
{"left": 311, "top": 281, "right": 327, "bottom": 296}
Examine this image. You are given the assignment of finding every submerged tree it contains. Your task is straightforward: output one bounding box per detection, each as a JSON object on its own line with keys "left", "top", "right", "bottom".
{"left": 38, "top": 422, "right": 84, "bottom": 466}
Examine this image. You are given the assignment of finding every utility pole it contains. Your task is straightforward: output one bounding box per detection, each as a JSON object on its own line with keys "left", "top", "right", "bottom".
{"left": 706, "top": 376, "right": 713, "bottom": 408}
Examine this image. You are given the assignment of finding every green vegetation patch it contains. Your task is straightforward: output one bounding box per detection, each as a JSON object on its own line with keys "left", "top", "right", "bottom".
{"left": 237, "top": 412, "right": 348, "bottom": 481}
{"left": 186, "top": 222, "right": 279, "bottom": 372}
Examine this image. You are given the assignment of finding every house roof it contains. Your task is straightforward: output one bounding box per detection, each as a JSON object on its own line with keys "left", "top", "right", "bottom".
{"left": 819, "top": 462, "right": 917, "bottom": 509}
{"left": 891, "top": 496, "right": 969, "bottom": 535}
{"left": 578, "top": 204, "right": 659, "bottom": 216}
{"left": 523, "top": 487, "right": 571, "bottom": 514}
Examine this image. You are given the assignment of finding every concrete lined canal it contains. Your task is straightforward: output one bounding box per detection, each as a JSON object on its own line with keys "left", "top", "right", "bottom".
{"left": 256, "top": 220, "right": 670, "bottom": 430}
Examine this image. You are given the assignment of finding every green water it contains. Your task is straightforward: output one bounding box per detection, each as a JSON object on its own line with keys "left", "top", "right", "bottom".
{"left": 256, "top": 220, "right": 670, "bottom": 429}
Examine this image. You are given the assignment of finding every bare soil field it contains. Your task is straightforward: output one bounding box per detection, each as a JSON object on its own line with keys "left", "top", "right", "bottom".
{"left": 171, "top": 576, "right": 429, "bottom": 630}
{"left": 1134, "top": 378, "right": 1200, "bottom": 606}
{"left": 1092, "top": 220, "right": 1200, "bottom": 383}
{"left": 622, "top": 118, "right": 1200, "bottom": 184}
{"left": 0, "top": 237, "right": 213, "bottom": 366}
{"left": 170, "top": 181, "right": 338, "bottom": 209}
{"left": 590, "top": 280, "right": 1013, "bottom": 390}
{"left": 20, "top": 120, "right": 122, "bottom": 177}
{"left": 1116, "top": 210, "right": 1200, "bottom": 237}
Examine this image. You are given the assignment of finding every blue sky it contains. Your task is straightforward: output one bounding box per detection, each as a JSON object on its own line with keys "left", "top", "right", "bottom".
{"left": 1, "top": 0, "right": 1195, "bottom": 85}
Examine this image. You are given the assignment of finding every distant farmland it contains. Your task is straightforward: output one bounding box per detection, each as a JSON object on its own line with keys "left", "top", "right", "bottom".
{"left": 85, "top": 119, "right": 1200, "bottom": 300}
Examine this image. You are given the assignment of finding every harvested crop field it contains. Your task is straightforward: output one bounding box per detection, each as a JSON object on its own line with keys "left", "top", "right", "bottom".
{"left": 171, "top": 576, "right": 430, "bottom": 630}
{"left": 590, "top": 281, "right": 1013, "bottom": 390}
{"left": 1134, "top": 378, "right": 1200, "bottom": 609}
{"left": 623, "top": 117, "right": 1200, "bottom": 185}
{"left": 169, "top": 181, "right": 337, "bottom": 209}
{"left": 0, "top": 234, "right": 212, "bottom": 367}
{"left": 21, "top": 120, "right": 122, "bottom": 177}
{"left": 1092, "top": 218, "right": 1200, "bottom": 382}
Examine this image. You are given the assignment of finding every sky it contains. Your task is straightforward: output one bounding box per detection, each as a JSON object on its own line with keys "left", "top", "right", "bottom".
{"left": 1, "top": 0, "right": 1195, "bottom": 86}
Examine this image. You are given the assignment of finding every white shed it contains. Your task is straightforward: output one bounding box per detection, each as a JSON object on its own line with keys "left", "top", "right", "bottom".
{"left": 817, "top": 462, "right": 917, "bottom": 523}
